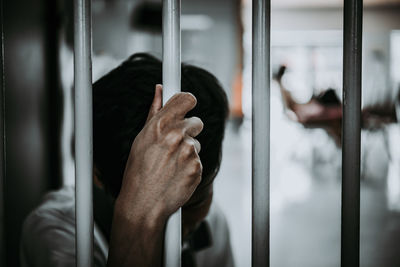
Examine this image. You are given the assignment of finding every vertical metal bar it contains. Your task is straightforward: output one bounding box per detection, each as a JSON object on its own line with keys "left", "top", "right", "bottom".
{"left": 341, "top": 0, "right": 363, "bottom": 266}
{"left": 252, "top": 0, "right": 271, "bottom": 266}
{"left": 74, "top": 0, "right": 93, "bottom": 266}
{"left": 162, "top": 0, "right": 181, "bottom": 267}
{"left": 0, "top": 0, "right": 5, "bottom": 265}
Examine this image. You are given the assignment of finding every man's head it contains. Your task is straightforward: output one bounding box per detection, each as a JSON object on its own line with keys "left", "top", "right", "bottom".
{"left": 93, "top": 53, "right": 228, "bottom": 234}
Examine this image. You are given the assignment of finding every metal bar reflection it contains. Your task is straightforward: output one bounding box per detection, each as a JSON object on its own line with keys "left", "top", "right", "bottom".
{"left": 252, "top": 0, "right": 271, "bottom": 266}
{"left": 162, "top": 0, "right": 181, "bottom": 267}
{"left": 341, "top": 0, "right": 363, "bottom": 266}
{"left": 74, "top": 0, "right": 93, "bottom": 266}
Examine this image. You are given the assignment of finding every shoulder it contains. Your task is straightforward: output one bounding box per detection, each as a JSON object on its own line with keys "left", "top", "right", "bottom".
{"left": 22, "top": 186, "right": 76, "bottom": 239}
{"left": 20, "top": 187, "right": 107, "bottom": 267}
{"left": 20, "top": 187, "right": 76, "bottom": 266}
{"left": 27, "top": 186, "right": 75, "bottom": 221}
{"left": 196, "top": 202, "right": 235, "bottom": 267}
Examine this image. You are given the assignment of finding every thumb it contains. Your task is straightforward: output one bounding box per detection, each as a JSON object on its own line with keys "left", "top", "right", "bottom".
{"left": 146, "top": 84, "right": 163, "bottom": 123}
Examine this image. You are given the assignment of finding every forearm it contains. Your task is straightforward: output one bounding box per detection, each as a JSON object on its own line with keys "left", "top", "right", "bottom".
{"left": 105, "top": 90, "right": 202, "bottom": 267}
{"left": 107, "top": 197, "right": 167, "bottom": 267}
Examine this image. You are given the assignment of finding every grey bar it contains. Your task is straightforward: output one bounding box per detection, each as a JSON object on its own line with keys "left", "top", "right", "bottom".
{"left": 74, "top": 0, "right": 93, "bottom": 266}
{"left": 162, "top": 0, "right": 181, "bottom": 102}
{"left": 341, "top": 0, "right": 363, "bottom": 266}
{"left": 162, "top": 1, "right": 181, "bottom": 267}
{"left": 252, "top": 0, "right": 271, "bottom": 266}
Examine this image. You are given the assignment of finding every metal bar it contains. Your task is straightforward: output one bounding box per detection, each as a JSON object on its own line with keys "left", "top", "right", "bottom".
{"left": 252, "top": 0, "right": 271, "bottom": 266}
{"left": 162, "top": 0, "right": 181, "bottom": 267}
{"left": 0, "top": 0, "right": 5, "bottom": 265}
{"left": 341, "top": 0, "right": 363, "bottom": 266}
{"left": 74, "top": 0, "right": 93, "bottom": 266}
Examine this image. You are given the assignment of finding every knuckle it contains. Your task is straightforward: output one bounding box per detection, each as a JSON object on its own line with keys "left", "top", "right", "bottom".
{"left": 156, "top": 116, "right": 168, "bottom": 132}
{"left": 181, "top": 160, "right": 202, "bottom": 191}
{"left": 182, "top": 141, "right": 196, "bottom": 157}
{"left": 181, "top": 147, "right": 191, "bottom": 159}
{"left": 190, "top": 159, "right": 202, "bottom": 178}
{"left": 193, "top": 139, "right": 201, "bottom": 153}
{"left": 181, "top": 138, "right": 202, "bottom": 160}
{"left": 192, "top": 117, "right": 204, "bottom": 129}
{"left": 165, "top": 129, "right": 184, "bottom": 148}
{"left": 196, "top": 160, "right": 203, "bottom": 175}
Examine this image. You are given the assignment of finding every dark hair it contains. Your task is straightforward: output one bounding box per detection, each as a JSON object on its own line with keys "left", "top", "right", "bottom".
{"left": 93, "top": 53, "right": 229, "bottom": 198}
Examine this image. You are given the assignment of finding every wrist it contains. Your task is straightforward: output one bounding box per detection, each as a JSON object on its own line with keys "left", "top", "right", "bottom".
{"left": 114, "top": 194, "right": 168, "bottom": 232}
{"left": 108, "top": 195, "right": 166, "bottom": 267}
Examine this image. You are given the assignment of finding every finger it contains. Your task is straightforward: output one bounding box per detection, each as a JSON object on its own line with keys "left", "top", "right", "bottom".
{"left": 192, "top": 138, "right": 201, "bottom": 154}
{"left": 185, "top": 136, "right": 201, "bottom": 154}
{"left": 146, "top": 84, "right": 163, "bottom": 123}
{"left": 181, "top": 117, "right": 204, "bottom": 138}
{"left": 161, "top": 92, "right": 197, "bottom": 120}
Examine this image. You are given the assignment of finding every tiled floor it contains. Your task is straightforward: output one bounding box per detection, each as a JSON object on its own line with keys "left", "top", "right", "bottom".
{"left": 214, "top": 119, "right": 400, "bottom": 267}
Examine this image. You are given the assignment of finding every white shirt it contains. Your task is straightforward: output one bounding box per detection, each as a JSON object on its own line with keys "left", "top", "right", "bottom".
{"left": 20, "top": 186, "right": 235, "bottom": 267}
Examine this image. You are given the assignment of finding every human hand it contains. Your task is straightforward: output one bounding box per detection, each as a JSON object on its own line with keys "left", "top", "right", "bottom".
{"left": 116, "top": 84, "right": 204, "bottom": 225}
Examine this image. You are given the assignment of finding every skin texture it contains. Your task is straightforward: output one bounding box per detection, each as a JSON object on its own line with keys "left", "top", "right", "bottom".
{"left": 107, "top": 85, "right": 205, "bottom": 267}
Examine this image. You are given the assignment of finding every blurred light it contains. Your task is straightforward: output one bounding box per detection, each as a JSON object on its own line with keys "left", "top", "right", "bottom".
{"left": 181, "top": 15, "right": 213, "bottom": 31}
{"left": 271, "top": 0, "right": 400, "bottom": 8}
